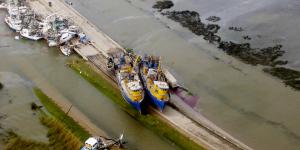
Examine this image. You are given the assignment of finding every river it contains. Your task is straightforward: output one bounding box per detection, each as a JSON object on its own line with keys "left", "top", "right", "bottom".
{"left": 0, "top": 11, "right": 179, "bottom": 150}
{"left": 65, "top": 0, "right": 300, "bottom": 149}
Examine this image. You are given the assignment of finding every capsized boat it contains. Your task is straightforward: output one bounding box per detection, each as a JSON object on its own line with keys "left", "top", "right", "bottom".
{"left": 60, "top": 44, "right": 71, "bottom": 56}
{"left": 116, "top": 55, "right": 144, "bottom": 112}
{"left": 140, "top": 55, "right": 170, "bottom": 111}
{"left": 59, "top": 26, "right": 78, "bottom": 44}
{"left": 4, "top": 15, "right": 22, "bottom": 31}
{"left": 20, "top": 28, "right": 43, "bottom": 40}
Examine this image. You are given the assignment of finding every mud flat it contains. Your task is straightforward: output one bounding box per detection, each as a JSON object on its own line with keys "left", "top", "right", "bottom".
{"left": 25, "top": 0, "right": 252, "bottom": 149}
{"left": 158, "top": 5, "right": 300, "bottom": 91}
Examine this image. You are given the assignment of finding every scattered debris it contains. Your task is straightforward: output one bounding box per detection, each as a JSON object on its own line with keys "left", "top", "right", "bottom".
{"left": 14, "top": 35, "right": 19, "bottom": 40}
{"left": 0, "top": 113, "right": 7, "bottom": 120}
{"left": 228, "top": 26, "right": 244, "bottom": 32}
{"left": 242, "top": 35, "right": 251, "bottom": 40}
{"left": 206, "top": 16, "right": 220, "bottom": 22}
{"left": 153, "top": 0, "right": 174, "bottom": 11}
{"left": 30, "top": 102, "right": 43, "bottom": 111}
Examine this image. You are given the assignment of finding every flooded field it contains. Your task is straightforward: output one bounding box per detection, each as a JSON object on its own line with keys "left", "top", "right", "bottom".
{"left": 66, "top": 0, "right": 300, "bottom": 149}
{"left": 0, "top": 11, "right": 179, "bottom": 150}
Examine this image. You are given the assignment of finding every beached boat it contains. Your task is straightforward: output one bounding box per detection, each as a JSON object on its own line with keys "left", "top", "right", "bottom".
{"left": 20, "top": 28, "right": 43, "bottom": 40}
{"left": 4, "top": 15, "right": 22, "bottom": 31}
{"left": 60, "top": 44, "right": 71, "bottom": 56}
{"left": 59, "top": 27, "right": 78, "bottom": 44}
{"left": 140, "top": 55, "right": 170, "bottom": 111}
{"left": 59, "top": 32, "right": 74, "bottom": 44}
{"left": 116, "top": 55, "right": 144, "bottom": 112}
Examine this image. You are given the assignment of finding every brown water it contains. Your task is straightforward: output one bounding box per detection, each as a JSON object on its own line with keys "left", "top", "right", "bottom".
{"left": 66, "top": 0, "right": 300, "bottom": 149}
{"left": 0, "top": 12, "right": 179, "bottom": 150}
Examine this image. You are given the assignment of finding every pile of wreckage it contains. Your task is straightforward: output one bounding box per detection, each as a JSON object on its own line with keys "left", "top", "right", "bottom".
{"left": 0, "top": 1, "right": 90, "bottom": 56}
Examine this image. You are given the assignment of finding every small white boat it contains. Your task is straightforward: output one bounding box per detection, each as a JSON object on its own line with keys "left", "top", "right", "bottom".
{"left": 59, "top": 32, "right": 75, "bottom": 44}
{"left": 5, "top": 16, "right": 22, "bottom": 31}
{"left": 0, "top": 3, "right": 7, "bottom": 9}
{"left": 20, "top": 28, "right": 43, "bottom": 41}
{"left": 48, "top": 40, "right": 58, "bottom": 47}
{"left": 60, "top": 45, "right": 71, "bottom": 56}
{"left": 81, "top": 134, "right": 124, "bottom": 150}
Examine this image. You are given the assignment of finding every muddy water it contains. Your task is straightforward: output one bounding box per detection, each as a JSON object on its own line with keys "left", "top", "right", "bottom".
{"left": 0, "top": 12, "right": 179, "bottom": 150}
{"left": 67, "top": 0, "right": 300, "bottom": 149}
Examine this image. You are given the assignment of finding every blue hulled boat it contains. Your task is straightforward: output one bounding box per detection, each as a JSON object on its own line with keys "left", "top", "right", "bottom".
{"left": 116, "top": 55, "right": 145, "bottom": 113}
{"left": 139, "top": 55, "right": 170, "bottom": 111}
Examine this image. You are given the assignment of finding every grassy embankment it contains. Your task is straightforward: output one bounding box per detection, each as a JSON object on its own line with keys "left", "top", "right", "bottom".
{"left": 67, "top": 57, "right": 205, "bottom": 150}
{"left": 33, "top": 88, "right": 90, "bottom": 142}
{"left": 3, "top": 88, "right": 89, "bottom": 150}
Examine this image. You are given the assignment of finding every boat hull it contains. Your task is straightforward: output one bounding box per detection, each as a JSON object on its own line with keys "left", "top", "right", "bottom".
{"left": 121, "top": 89, "right": 142, "bottom": 112}
{"left": 117, "top": 75, "right": 143, "bottom": 112}
{"left": 20, "top": 32, "right": 43, "bottom": 41}
{"left": 139, "top": 65, "right": 169, "bottom": 112}
{"left": 145, "top": 88, "right": 167, "bottom": 112}
{"left": 4, "top": 17, "right": 21, "bottom": 32}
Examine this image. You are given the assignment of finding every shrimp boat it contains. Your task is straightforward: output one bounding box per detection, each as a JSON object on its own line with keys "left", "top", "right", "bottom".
{"left": 140, "top": 55, "right": 170, "bottom": 111}
{"left": 116, "top": 55, "right": 145, "bottom": 112}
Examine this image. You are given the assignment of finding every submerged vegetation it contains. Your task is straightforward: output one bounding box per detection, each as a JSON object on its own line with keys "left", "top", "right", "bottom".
{"left": 163, "top": 10, "right": 221, "bottom": 43}
{"left": 68, "top": 57, "right": 205, "bottom": 150}
{"left": 156, "top": 2, "right": 300, "bottom": 91}
{"left": 263, "top": 67, "right": 300, "bottom": 90}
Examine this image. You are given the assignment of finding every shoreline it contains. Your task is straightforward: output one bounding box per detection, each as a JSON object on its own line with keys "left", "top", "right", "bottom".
{"left": 153, "top": 1, "right": 300, "bottom": 91}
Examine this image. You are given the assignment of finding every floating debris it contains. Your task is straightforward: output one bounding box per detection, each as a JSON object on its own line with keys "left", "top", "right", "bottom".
{"left": 242, "top": 35, "right": 251, "bottom": 40}
{"left": 228, "top": 26, "right": 244, "bottom": 32}
{"left": 153, "top": 0, "right": 174, "bottom": 11}
{"left": 206, "top": 16, "right": 221, "bottom": 22}
{"left": 14, "top": 35, "right": 20, "bottom": 40}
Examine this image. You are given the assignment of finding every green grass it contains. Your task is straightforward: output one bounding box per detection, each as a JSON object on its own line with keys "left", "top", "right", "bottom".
{"left": 4, "top": 131, "right": 49, "bottom": 150}
{"left": 68, "top": 57, "right": 205, "bottom": 150}
{"left": 40, "top": 116, "right": 82, "bottom": 150}
{"left": 33, "top": 88, "right": 90, "bottom": 142}
{"left": 3, "top": 116, "right": 83, "bottom": 150}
